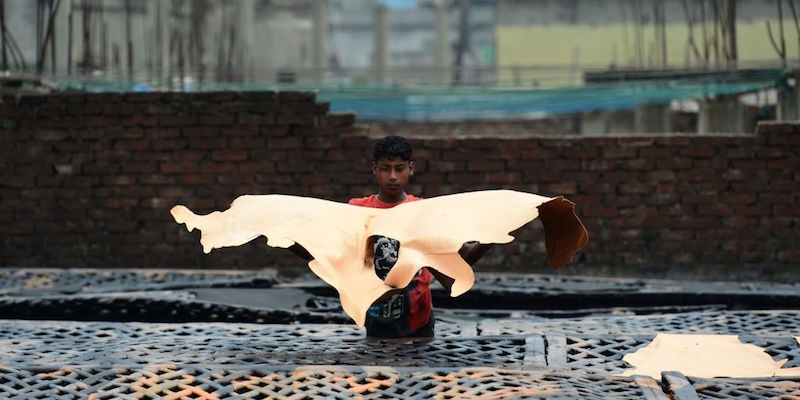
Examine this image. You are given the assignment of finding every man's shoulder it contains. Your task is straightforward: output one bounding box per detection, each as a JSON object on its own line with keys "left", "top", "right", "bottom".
{"left": 348, "top": 195, "right": 378, "bottom": 206}
{"left": 348, "top": 194, "right": 423, "bottom": 208}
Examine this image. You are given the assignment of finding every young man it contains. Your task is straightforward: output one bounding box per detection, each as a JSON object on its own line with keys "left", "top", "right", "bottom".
{"left": 347, "top": 135, "right": 491, "bottom": 338}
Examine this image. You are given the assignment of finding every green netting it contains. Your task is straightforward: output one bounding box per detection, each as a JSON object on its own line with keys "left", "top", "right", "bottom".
{"left": 49, "top": 69, "right": 784, "bottom": 121}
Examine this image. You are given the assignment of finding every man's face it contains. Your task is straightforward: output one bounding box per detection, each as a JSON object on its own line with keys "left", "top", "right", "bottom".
{"left": 373, "top": 156, "right": 413, "bottom": 199}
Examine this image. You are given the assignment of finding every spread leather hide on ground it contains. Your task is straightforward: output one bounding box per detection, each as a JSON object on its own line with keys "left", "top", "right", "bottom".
{"left": 171, "top": 190, "right": 588, "bottom": 326}
{"left": 621, "top": 334, "right": 800, "bottom": 379}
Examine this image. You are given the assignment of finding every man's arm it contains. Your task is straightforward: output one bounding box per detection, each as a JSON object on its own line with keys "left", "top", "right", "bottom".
{"left": 287, "top": 243, "right": 313, "bottom": 262}
{"left": 459, "top": 241, "right": 493, "bottom": 265}
{"left": 429, "top": 241, "right": 493, "bottom": 295}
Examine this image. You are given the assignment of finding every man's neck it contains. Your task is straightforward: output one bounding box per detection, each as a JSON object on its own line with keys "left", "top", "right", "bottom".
{"left": 378, "top": 192, "right": 407, "bottom": 204}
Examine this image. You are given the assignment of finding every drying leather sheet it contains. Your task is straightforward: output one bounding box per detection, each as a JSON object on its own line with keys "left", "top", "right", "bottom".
{"left": 621, "top": 333, "right": 800, "bottom": 379}
{"left": 171, "top": 190, "right": 588, "bottom": 326}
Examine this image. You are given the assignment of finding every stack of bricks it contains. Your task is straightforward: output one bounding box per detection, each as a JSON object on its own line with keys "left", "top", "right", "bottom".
{"left": 0, "top": 91, "right": 797, "bottom": 279}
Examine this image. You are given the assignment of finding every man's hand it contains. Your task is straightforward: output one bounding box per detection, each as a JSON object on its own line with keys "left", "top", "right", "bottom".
{"left": 458, "top": 241, "right": 493, "bottom": 265}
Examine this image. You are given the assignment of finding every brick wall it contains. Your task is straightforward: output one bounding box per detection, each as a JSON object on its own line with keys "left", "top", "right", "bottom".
{"left": 1, "top": 92, "right": 798, "bottom": 280}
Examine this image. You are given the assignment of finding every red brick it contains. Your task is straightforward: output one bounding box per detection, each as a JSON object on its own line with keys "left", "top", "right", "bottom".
{"left": 757, "top": 146, "right": 788, "bottom": 158}
{"left": 638, "top": 147, "right": 675, "bottom": 158}
{"left": 277, "top": 114, "right": 315, "bottom": 126}
{"left": 541, "top": 182, "right": 577, "bottom": 195}
{"left": 183, "top": 126, "right": 220, "bottom": 137}
{"left": 563, "top": 148, "right": 598, "bottom": 159}
{"left": 604, "top": 171, "right": 639, "bottom": 182}
{"left": 121, "top": 115, "right": 158, "bottom": 127}
{"left": 653, "top": 136, "right": 692, "bottom": 146}
{"left": 304, "top": 137, "right": 339, "bottom": 150}
{"left": 261, "top": 126, "right": 290, "bottom": 137}
{"left": 678, "top": 170, "right": 714, "bottom": 181}
{"left": 160, "top": 161, "right": 198, "bottom": 174}
{"left": 467, "top": 161, "right": 504, "bottom": 172}
{"left": 239, "top": 161, "right": 276, "bottom": 174}
{"left": 196, "top": 92, "right": 239, "bottom": 102}
{"left": 580, "top": 205, "right": 618, "bottom": 218}
{"left": 656, "top": 158, "right": 692, "bottom": 169}
{"left": 104, "top": 104, "right": 138, "bottom": 115}
{"left": 722, "top": 193, "right": 757, "bottom": 204}
{"left": 121, "top": 163, "right": 158, "bottom": 173}
{"left": 580, "top": 182, "right": 615, "bottom": 193}
{"left": 301, "top": 175, "right": 333, "bottom": 185}
{"left": 173, "top": 151, "right": 206, "bottom": 161}
{"left": 199, "top": 162, "right": 236, "bottom": 174}
{"left": 769, "top": 182, "right": 798, "bottom": 192}
{"left": 114, "top": 140, "right": 149, "bottom": 151}
{"left": 32, "top": 130, "right": 69, "bottom": 141}
{"left": 427, "top": 161, "right": 464, "bottom": 172}
{"left": 86, "top": 116, "right": 118, "bottom": 127}
{"left": 582, "top": 159, "right": 612, "bottom": 171}
{"left": 602, "top": 147, "right": 637, "bottom": 158}
{"left": 119, "top": 186, "right": 156, "bottom": 197}
{"left": 178, "top": 174, "right": 215, "bottom": 185}
{"left": 487, "top": 171, "right": 521, "bottom": 184}
{"left": 268, "top": 137, "right": 302, "bottom": 150}
{"left": 276, "top": 160, "right": 313, "bottom": 173}
{"left": 211, "top": 150, "right": 249, "bottom": 161}
{"left": 188, "top": 138, "right": 227, "bottom": 150}
{"left": 217, "top": 138, "right": 260, "bottom": 152}
{"left": 767, "top": 159, "right": 793, "bottom": 170}
{"left": 693, "top": 182, "right": 729, "bottom": 192}
{"left": 160, "top": 115, "right": 197, "bottom": 127}
{"left": 158, "top": 187, "right": 192, "bottom": 198}
{"left": 239, "top": 113, "right": 276, "bottom": 125}
{"left": 102, "top": 175, "right": 135, "bottom": 186}
{"left": 522, "top": 170, "right": 562, "bottom": 183}
{"left": 125, "top": 92, "right": 164, "bottom": 102}
{"left": 153, "top": 139, "right": 188, "bottom": 151}
{"left": 679, "top": 147, "right": 716, "bottom": 158}
{"left": 723, "top": 148, "right": 755, "bottom": 159}
{"left": 320, "top": 113, "right": 356, "bottom": 127}
{"left": 773, "top": 205, "right": 800, "bottom": 216}
{"left": 619, "top": 183, "right": 652, "bottom": 195}
{"left": 623, "top": 159, "right": 655, "bottom": 170}
{"left": 223, "top": 126, "right": 260, "bottom": 136}
{"left": 682, "top": 193, "right": 718, "bottom": 204}
{"left": 618, "top": 137, "right": 654, "bottom": 147}
{"left": 644, "top": 193, "right": 678, "bottom": 206}
{"left": 197, "top": 114, "right": 235, "bottom": 126}
{"left": 647, "top": 170, "right": 676, "bottom": 181}
{"left": 416, "top": 174, "right": 446, "bottom": 185}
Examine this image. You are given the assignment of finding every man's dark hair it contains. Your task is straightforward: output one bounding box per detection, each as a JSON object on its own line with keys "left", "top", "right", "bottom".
{"left": 373, "top": 136, "right": 412, "bottom": 161}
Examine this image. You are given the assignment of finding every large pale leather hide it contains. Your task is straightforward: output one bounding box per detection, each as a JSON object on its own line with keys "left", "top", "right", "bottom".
{"left": 171, "top": 190, "right": 588, "bottom": 326}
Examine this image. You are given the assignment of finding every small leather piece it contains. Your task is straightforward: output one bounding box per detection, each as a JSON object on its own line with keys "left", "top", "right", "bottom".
{"left": 537, "top": 196, "right": 589, "bottom": 269}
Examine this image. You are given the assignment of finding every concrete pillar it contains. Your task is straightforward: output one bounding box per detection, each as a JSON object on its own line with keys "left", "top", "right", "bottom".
{"left": 156, "top": 0, "right": 169, "bottom": 83}
{"left": 434, "top": 0, "right": 449, "bottom": 85}
{"left": 634, "top": 103, "right": 671, "bottom": 133}
{"left": 312, "top": 0, "right": 329, "bottom": 84}
{"left": 607, "top": 109, "right": 636, "bottom": 134}
{"left": 777, "top": 70, "right": 800, "bottom": 120}
{"left": 54, "top": 0, "right": 71, "bottom": 74}
{"left": 699, "top": 97, "right": 745, "bottom": 133}
{"left": 580, "top": 111, "right": 608, "bottom": 135}
{"left": 373, "top": 4, "right": 388, "bottom": 85}
{"left": 238, "top": 0, "right": 256, "bottom": 82}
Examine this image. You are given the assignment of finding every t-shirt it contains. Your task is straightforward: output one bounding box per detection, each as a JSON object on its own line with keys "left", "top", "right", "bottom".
{"left": 348, "top": 194, "right": 434, "bottom": 337}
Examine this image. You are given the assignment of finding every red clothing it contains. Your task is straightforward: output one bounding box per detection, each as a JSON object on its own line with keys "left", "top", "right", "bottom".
{"left": 348, "top": 194, "right": 434, "bottom": 336}
{"left": 348, "top": 194, "right": 422, "bottom": 208}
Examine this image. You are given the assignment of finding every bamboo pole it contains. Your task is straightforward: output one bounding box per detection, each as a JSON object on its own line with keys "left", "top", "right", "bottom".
{"left": 0, "top": 0, "right": 7, "bottom": 71}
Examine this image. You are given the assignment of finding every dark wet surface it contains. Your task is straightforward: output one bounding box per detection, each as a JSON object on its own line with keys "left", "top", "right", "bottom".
{"left": 0, "top": 268, "right": 798, "bottom": 399}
